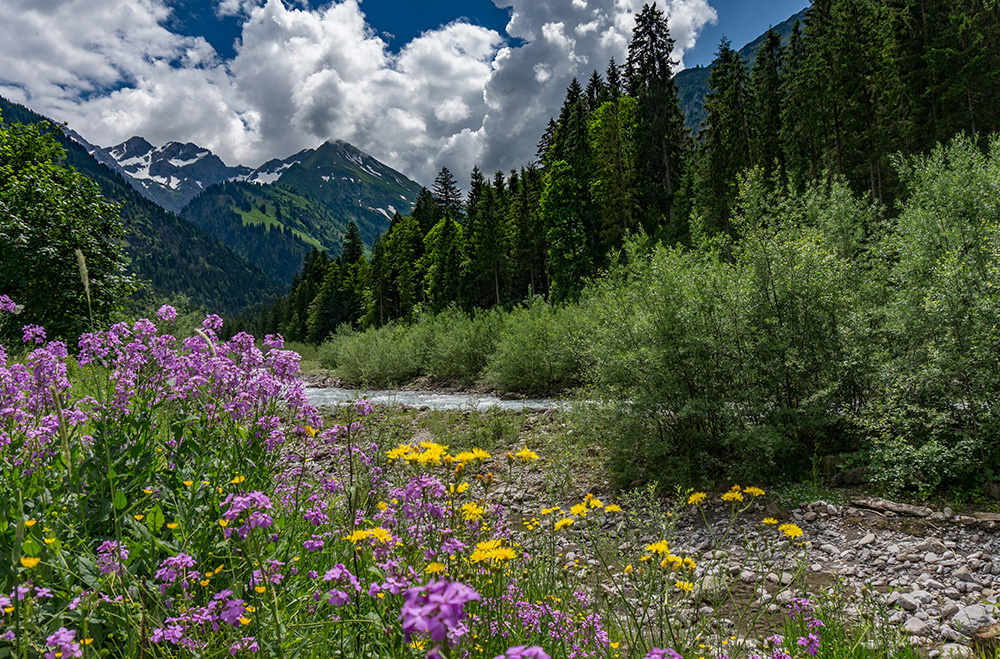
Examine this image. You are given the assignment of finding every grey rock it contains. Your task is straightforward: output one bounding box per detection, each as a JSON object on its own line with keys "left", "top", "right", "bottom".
{"left": 897, "top": 593, "right": 919, "bottom": 612}
{"left": 942, "top": 602, "right": 961, "bottom": 620}
{"left": 859, "top": 533, "right": 876, "bottom": 546}
{"left": 952, "top": 566, "right": 976, "bottom": 583}
{"left": 952, "top": 604, "right": 995, "bottom": 633}
{"left": 942, "top": 643, "right": 971, "bottom": 658}
{"left": 904, "top": 616, "right": 929, "bottom": 635}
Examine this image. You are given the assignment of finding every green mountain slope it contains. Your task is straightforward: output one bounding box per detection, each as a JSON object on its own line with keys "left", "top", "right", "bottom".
{"left": 0, "top": 96, "right": 283, "bottom": 312}
{"left": 675, "top": 8, "right": 807, "bottom": 131}
{"left": 181, "top": 139, "right": 422, "bottom": 284}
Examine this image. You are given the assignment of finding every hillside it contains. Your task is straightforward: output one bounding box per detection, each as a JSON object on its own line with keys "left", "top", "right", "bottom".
{"left": 0, "top": 96, "right": 283, "bottom": 312}
{"left": 675, "top": 8, "right": 807, "bottom": 130}
{"left": 181, "top": 139, "right": 422, "bottom": 283}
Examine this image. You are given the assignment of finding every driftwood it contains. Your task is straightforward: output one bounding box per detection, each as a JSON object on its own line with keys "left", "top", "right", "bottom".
{"left": 849, "top": 497, "right": 933, "bottom": 518}
{"left": 973, "top": 512, "right": 1000, "bottom": 523}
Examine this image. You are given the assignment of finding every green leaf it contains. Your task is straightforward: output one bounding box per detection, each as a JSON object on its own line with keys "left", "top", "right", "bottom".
{"left": 113, "top": 491, "right": 127, "bottom": 510}
{"left": 147, "top": 504, "right": 166, "bottom": 532}
{"left": 21, "top": 538, "right": 41, "bottom": 556}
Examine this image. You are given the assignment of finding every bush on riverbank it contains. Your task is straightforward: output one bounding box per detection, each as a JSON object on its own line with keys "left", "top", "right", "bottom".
{"left": 318, "top": 300, "right": 585, "bottom": 394}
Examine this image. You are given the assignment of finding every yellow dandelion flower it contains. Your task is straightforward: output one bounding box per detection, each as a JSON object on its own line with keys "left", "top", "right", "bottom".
{"left": 19, "top": 556, "right": 40, "bottom": 569}
{"left": 554, "top": 518, "right": 574, "bottom": 530}
{"left": 687, "top": 492, "right": 707, "bottom": 505}
{"left": 743, "top": 486, "right": 765, "bottom": 497}
{"left": 368, "top": 527, "right": 393, "bottom": 544}
{"left": 779, "top": 523, "right": 803, "bottom": 540}
{"left": 82, "top": 639, "right": 93, "bottom": 645}
{"left": 134, "top": 514, "right": 144, "bottom": 521}
{"left": 183, "top": 480, "right": 194, "bottom": 486}
{"left": 605, "top": 504, "right": 622, "bottom": 513}
{"left": 239, "top": 617, "right": 251, "bottom": 626}
{"left": 377, "top": 501, "right": 388, "bottom": 511}
{"left": 623, "top": 564, "right": 633, "bottom": 575}
{"left": 683, "top": 557, "right": 697, "bottom": 570}
{"left": 200, "top": 579, "right": 210, "bottom": 587}
{"left": 425, "top": 562, "right": 447, "bottom": 575}
{"left": 542, "top": 506, "right": 561, "bottom": 515}
{"left": 254, "top": 586, "right": 266, "bottom": 594}
{"left": 570, "top": 503, "right": 588, "bottom": 517}
{"left": 645, "top": 540, "right": 670, "bottom": 555}
{"left": 461, "top": 502, "right": 486, "bottom": 522}
{"left": 675, "top": 581, "right": 694, "bottom": 592}
{"left": 721, "top": 490, "right": 744, "bottom": 502}
{"left": 514, "top": 447, "right": 539, "bottom": 462}
{"left": 219, "top": 519, "right": 229, "bottom": 528}
{"left": 762, "top": 517, "right": 778, "bottom": 525}
{"left": 231, "top": 475, "right": 245, "bottom": 484}
{"left": 344, "top": 530, "right": 369, "bottom": 544}
{"left": 454, "top": 449, "right": 490, "bottom": 462}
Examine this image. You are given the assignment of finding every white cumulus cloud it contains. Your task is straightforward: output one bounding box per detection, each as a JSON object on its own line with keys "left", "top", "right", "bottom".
{"left": 0, "top": 0, "right": 717, "bottom": 187}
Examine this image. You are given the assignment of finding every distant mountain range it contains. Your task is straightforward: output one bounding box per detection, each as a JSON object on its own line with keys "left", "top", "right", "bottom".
{"left": 80, "top": 134, "right": 422, "bottom": 283}
{"left": 675, "top": 8, "right": 807, "bottom": 131}
{"left": 0, "top": 95, "right": 283, "bottom": 314}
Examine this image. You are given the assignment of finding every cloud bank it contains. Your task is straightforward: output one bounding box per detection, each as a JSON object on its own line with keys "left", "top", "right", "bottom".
{"left": 0, "top": 0, "right": 716, "bottom": 186}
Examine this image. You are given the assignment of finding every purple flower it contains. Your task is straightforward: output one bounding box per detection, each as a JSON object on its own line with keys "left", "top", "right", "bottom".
{"left": 155, "top": 552, "right": 197, "bottom": 586}
{"left": 157, "top": 305, "right": 177, "bottom": 324}
{"left": 96, "top": 540, "right": 129, "bottom": 575}
{"left": 495, "top": 646, "right": 551, "bottom": 659}
{"left": 44, "top": 627, "right": 81, "bottom": 659}
{"left": 230, "top": 637, "right": 259, "bottom": 655}
{"left": 219, "top": 599, "right": 246, "bottom": 626}
{"left": 22, "top": 325, "right": 46, "bottom": 345}
{"left": 400, "top": 579, "right": 480, "bottom": 644}
{"left": 203, "top": 314, "right": 223, "bottom": 332}
{"left": 0, "top": 295, "right": 19, "bottom": 314}
{"left": 644, "top": 650, "right": 683, "bottom": 659}
{"left": 797, "top": 633, "right": 820, "bottom": 656}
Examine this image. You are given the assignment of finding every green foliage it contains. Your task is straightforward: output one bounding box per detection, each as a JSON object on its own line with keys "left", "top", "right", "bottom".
{"left": 483, "top": 297, "right": 587, "bottom": 395}
{"left": 0, "top": 117, "right": 137, "bottom": 341}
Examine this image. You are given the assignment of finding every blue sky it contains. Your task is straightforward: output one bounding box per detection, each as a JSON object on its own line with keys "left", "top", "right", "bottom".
{"left": 0, "top": 0, "right": 810, "bottom": 185}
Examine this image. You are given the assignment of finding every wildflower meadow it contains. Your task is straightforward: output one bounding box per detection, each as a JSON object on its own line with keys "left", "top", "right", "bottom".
{"left": 0, "top": 295, "right": 914, "bottom": 659}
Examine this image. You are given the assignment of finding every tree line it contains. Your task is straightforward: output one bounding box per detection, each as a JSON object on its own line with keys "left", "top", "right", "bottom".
{"left": 228, "top": 0, "right": 1000, "bottom": 343}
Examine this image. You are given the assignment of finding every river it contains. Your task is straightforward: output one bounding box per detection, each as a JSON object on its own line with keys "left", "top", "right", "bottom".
{"left": 304, "top": 386, "right": 563, "bottom": 412}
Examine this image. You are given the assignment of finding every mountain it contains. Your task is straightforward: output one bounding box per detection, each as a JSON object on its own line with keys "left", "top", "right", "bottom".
{"left": 0, "top": 95, "right": 283, "bottom": 313}
{"left": 87, "top": 136, "right": 251, "bottom": 213}
{"left": 675, "top": 8, "right": 807, "bottom": 131}
{"left": 180, "top": 139, "right": 423, "bottom": 283}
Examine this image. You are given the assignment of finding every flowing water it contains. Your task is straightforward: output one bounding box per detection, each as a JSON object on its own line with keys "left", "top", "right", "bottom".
{"left": 304, "top": 386, "right": 563, "bottom": 412}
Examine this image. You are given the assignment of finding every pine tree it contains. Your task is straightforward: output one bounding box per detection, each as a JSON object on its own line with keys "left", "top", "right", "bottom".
{"left": 433, "top": 167, "right": 464, "bottom": 222}
{"left": 423, "top": 214, "right": 464, "bottom": 312}
{"left": 695, "top": 38, "right": 751, "bottom": 237}
{"left": 626, "top": 2, "right": 690, "bottom": 240}
{"left": 341, "top": 221, "right": 364, "bottom": 265}
{"left": 749, "top": 28, "right": 786, "bottom": 177}
{"left": 540, "top": 160, "right": 591, "bottom": 302}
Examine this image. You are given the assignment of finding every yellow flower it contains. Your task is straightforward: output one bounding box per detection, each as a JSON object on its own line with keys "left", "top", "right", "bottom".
{"left": 469, "top": 539, "right": 516, "bottom": 564}
{"left": 231, "top": 475, "right": 245, "bottom": 484}
{"left": 368, "top": 527, "right": 393, "bottom": 544}
{"left": 219, "top": 519, "right": 229, "bottom": 528}
{"left": 246, "top": 606, "right": 257, "bottom": 613}
{"left": 167, "top": 522, "right": 179, "bottom": 530}
{"left": 82, "top": 639, "right": 93, "bottom": 645}
{"left": 611, "top": 642, "right": 621, "bottom": 650}
{"left": 454, "top": 449, "right": 490, "bottom": 462}
{"left": 721, "top": 490, "right": 744, "bottom": 502}
{"left": 762, "top": 517, "right": 778, "bottom": 525}
{"left": 645, "top": 540, "right": 670, "bottom": 555}
{"left": 143, "top": 488, "right": 152, "bottom": 494}
{"left": 683, "top": 557, "right": 697, "bottom": 570}
{"left": 19, "top": 556, "right": 40, "bottom": 569}
{"left": 623, "top": 564, "right": 633, "bottom": 575}
{"left": 675, "top": 581, "right": 694, "bottom": 592}
{"left": 44, "top": 538, "right": 55, "bottom": 545}
{"left": 24, "top": 519, "right": 37, "bottom": 527}
{"left": 514, "top": 447, "right": 539, "bottom": 462}
{"left": 425, "top": 562, "right": 447, "bottom": 575}
{"left": 687, "top": 492, "right": 707, "bottom": 505}
{"left": 254, "top": 586, "right": 266, "bottom": 594}
{"left": 779, "top": 523, "right": 803, "bottom": 540}
{"left": 542, "top": 506, "right": 560, "bottom": 515}
{"left": 304, "top": 425, "right": 317, "bottom": 437}
{"left": 554, "top": 518, "right": 574, "bottom": 530}
{"left": 743, "top": 486, "right": 765, "bottom": 497}
{"left": 183, "top": 480, "right": 194, "bottom": 486}
{"left": 239, "top": 617, "right": 251, "bottom": 626}
{"left": 200, "top": 579, "right": 210, "bottom": 587}
{"left": 570, "top": 503, "right": 588, "bottom": 517}
{"left": 449, "top": 482, "right": 470, "bottom": 494}
{"left": 605, "top": 504, "right": 622, "bottom": 513}
{"left": 377, "top": 501, "right": 388, "bottom": 511}
{"left": 345, "top": 530, "right": 369, "bottom": 544}
{"left": 134, "top": 514, "right": 144, "bottom": 521}
{"left": 461, "top": 502, "right": 486, "bottom": 522}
